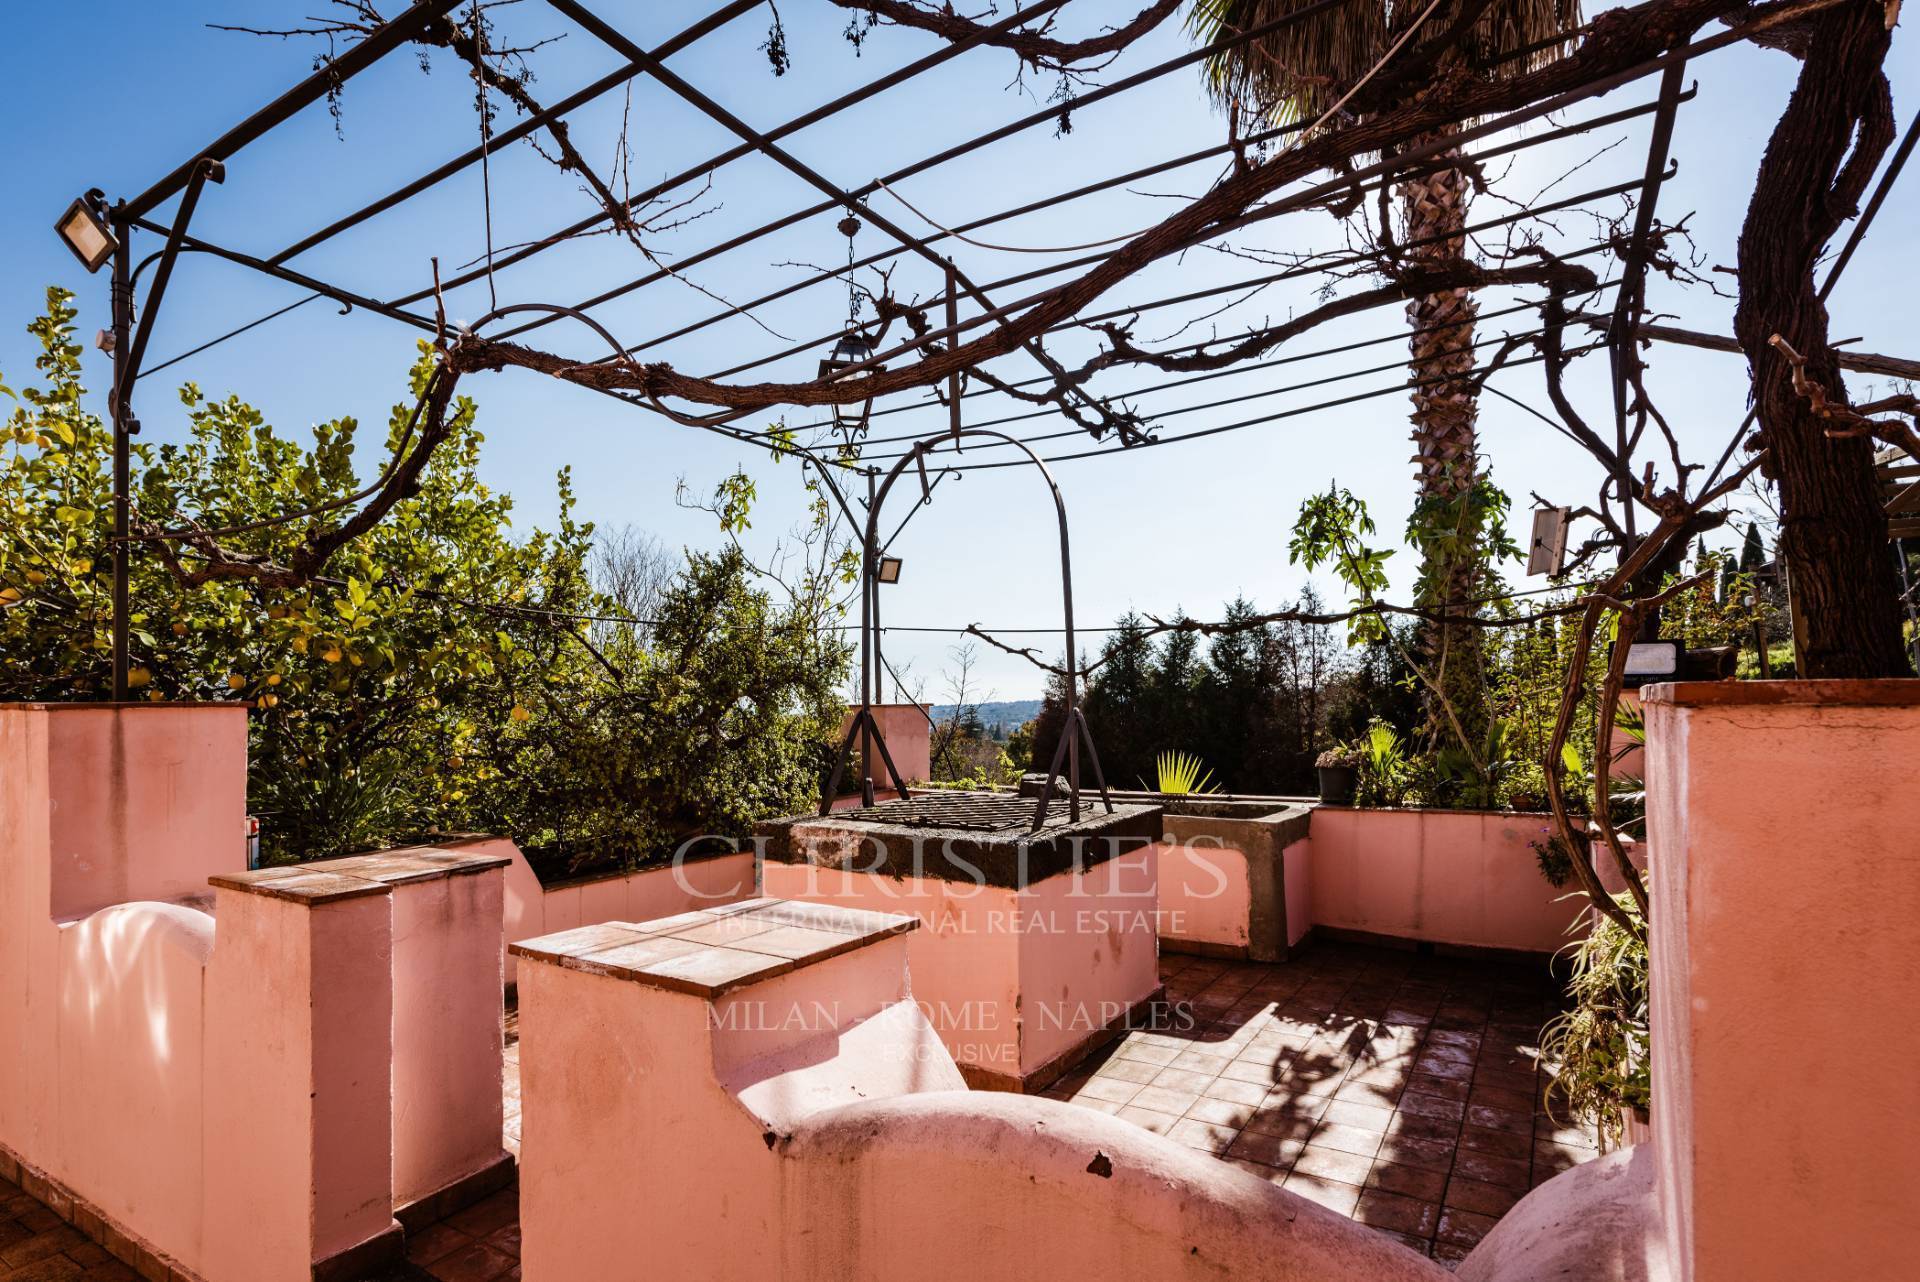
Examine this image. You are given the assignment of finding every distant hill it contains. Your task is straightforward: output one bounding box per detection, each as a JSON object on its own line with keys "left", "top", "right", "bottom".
{"left": 926, "top": 699, "right": 1042, "bottom": 737}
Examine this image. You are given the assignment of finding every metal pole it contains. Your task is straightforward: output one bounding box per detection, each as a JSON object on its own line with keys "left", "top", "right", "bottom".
{"left": 859, "top": 470, "right": 876, "bottom": 806}
{"left": 946, "top": 261, "right": 962, "bottom": 444}
{"left": 108, "top": 225, "right": 134, "bottom": 701}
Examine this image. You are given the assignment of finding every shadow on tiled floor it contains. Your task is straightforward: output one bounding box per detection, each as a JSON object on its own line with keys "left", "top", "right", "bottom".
{"left": 1045, "top": 943, "right": 1597, "bottom": 1269}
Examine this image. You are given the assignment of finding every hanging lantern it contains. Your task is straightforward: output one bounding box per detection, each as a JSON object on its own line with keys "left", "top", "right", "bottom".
{"left": 819, "top": 330, "right": 881, "bottom": 437}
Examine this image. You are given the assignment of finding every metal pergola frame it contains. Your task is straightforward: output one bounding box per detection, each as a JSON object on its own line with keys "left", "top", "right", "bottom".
{"left": 78, "top": 0, "right": 1731, "bottom": 802}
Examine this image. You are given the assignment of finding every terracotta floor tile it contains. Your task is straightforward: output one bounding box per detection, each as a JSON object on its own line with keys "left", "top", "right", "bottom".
{"left": 1436, "top": 1207, "right": 1500, "bottom": 1250}
{"left": 1452, "top": 1150, "right": 1531, "bottom": 1192}
{"left": 427, "top": 1240, "right": 518, "bottom": 1282}
{"left": 1459, "top": 1124, "right": 1531, "bottom": 1161}
{"left": 1282, "top": 1172, "right": 1363, "bottom": 1215}
{"left": 1376, "top": 1134, "right": 1457, "bottom": 1175}
{"left": 1073, "top": 1075, "right": 1141, "bottom": 1106}
{"left": 1367, "top": 1160, "right": 1450, "bottom": 1203}
{"left": 1199, "top": 1075, "right": 1269, "bottom": 1107}
{"left": 1322, "top": 1100, "right": 1395, "bottom": 1133}
{"left": 1466, "top": 1104, "right": 1532, "bottom": 1136}
{"left": 1309, "top": 1122, "right": 1385, "bottom": 1158}
{"left": 1166, "top": 1119, "right": 1238, "bottom": 1155}
{"left": 1291, "top": 1144, "right": 1374, "bottom": 1186}
{"left": 1387, "top": 1111, "right": 1461, "bottom": 1144}
{"left": 1113, "top": 1039, "right": 1184, "bottom": 1067}
{"left": 1131, "top": 1085, "right": 1203, "bottom": 1116}
{"left": 1398, "top": 1091, "right": 1467, "bottom": 1122}
{"left": 1185, "top": 1096, "right": 1259, "bottom": 1129}
{"left": 445, "top": 1190, "right": 519, "bottom": 1239}
{"left": 1445, "top": 1176, "right": 1523, "bottom": 1218}
{"left": 1117, "top": 1105, "right": 1181, "bottom": 1136}
{"left": 1355, "top": 1189, "right": 1441, "bottom": 1238}
{"left": 1093, "top": 1057, "right": 1165, "bottom": 1086}
{"left": 1226, "top": 1130, "right": 1302, "bottom": 1169}
{"left": 1151, "top": 1066, "right": 1220, "bottom": 1094}
{"left": 1407, "top": 1072, "right": 1470, "bottom": 1103}
{"left": 407, "top": 1223, "right": 475, "bottom": 1266}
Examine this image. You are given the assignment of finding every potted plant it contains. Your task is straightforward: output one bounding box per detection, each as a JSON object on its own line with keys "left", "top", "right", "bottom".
{"left": 1314, "top": 745, "right": 1360, "bottom": 804}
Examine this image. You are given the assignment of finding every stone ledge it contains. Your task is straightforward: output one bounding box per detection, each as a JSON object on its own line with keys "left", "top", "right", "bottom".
{"left": 509, "top": 898, "right": 915, "bottom": 998}
{"left": 210, "top": 847, "right": 512, "bottom": 902}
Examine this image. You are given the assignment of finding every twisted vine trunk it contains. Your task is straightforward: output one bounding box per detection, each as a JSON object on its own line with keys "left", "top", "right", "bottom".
{"left": 1732, "top": 1, "right": 1907, "bottom": 679}
{"left": 1401, "top": 125, "right": 1492, "bottom": 751}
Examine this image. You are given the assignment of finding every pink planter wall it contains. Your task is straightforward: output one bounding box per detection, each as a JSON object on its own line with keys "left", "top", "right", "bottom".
{"left": 499, "top": 845, "right": 756, "bottom": 982}
{"left": 761, "top": 855, "right": 1159, "bottom": 1090}
{"left": 1307, "top": 808, "right": 1583, "bottom": 955}
{"left": 1151, "top": 841, "right": 1253, "bottom": 953}
{"left": 1644, "top": 680, "right": 1920, "bottom": 1282}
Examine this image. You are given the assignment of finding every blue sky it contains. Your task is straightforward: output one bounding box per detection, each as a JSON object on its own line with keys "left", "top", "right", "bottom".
{"left": 1, "top": 4, "right": 1914, "bottom": 701}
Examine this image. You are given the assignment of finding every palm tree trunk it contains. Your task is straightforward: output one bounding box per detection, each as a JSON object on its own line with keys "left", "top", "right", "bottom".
{"left": 1401, "top": 124, "right": 1492, "bottom": 755}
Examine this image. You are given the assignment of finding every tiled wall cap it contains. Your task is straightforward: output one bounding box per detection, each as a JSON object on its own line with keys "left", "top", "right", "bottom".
{"left": 210, "top": 847, "right": 511, "bottom": 902}
{"left": 509, "top": 898, "right": 916, "bottom": 999}
{"left": 208, "top": 866, "right": 392, "bottom": 905}
{"left": 308, "top": 848, "right": 513, "bottom": 886}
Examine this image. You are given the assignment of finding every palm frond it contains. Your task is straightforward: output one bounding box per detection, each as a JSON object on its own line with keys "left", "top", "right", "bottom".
{"left": 1188, "top": 0, "right": 1582, "bottom": 128}
{"left": 1154, "top": 749, "right": 1222, "bottom": 795}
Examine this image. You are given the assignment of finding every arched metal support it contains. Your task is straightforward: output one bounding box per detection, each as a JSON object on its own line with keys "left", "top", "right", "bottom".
{"left": 819, "top": 428, "right": 1111, "bottom": 829}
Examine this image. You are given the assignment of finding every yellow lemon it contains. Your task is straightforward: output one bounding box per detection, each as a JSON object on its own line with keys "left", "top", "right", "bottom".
{"left": 127, "top": 667, "right": 152, "bottom": 689}
{"left": 227, "top": 674, "right": 246, "bottom": 690}
{"left": 509, "top": 704, "right": 531, "bottom": 723}
{"left": 266, "top": 673, "right": 282, "bottom": 686}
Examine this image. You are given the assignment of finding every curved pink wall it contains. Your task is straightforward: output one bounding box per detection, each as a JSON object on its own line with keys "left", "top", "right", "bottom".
{"left": 788, "top": 1093, "right": 1451, "bottom": 1281}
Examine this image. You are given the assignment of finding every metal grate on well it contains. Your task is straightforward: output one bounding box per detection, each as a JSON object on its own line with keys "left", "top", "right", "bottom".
{"left": 829, "top": 792, "right": 1078, "bottom": 834}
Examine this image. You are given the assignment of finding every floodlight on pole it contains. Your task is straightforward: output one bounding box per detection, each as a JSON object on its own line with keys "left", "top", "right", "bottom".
{"left": 876, "top": 555, "right": 903, "bottom": 584}
{"left": 54, "top": 193, "right": 117, "bottom": 274}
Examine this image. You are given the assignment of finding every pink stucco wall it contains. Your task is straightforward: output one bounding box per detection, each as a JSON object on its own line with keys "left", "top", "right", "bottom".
{"left": 1644, "top": 680, "right": 1920, "bottom": 1282}
{"left": 1283, "top": 836, "right": 1312, "bottom": 947}
{"left": 514, "top": 901, "right": 1451, "bottom": 1282}
{"left": 0, "top": 704, "right": 402, "bottom": 1279}
{"left": 1149, "top": 840, "right": 1252, "bottom": 952}
{"left": 1, "top": 705, "right": 519, "bottom": 1281}
{"left": 837, "top": 701, "right": 933, "bottom": 785}
{"left": 1308, "top": 808, "right": 1582, "bottom": 954}
{"left": 762, "top": 855, "right": 1158, "bottom": 1088}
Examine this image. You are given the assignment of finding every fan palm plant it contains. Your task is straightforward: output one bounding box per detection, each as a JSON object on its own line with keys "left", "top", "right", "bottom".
{"left": 1189, "top": 0, "right": 1581, "bottom": 752}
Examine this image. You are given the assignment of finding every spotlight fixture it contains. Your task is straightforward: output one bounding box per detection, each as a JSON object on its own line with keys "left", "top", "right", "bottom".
{"left": 1619, "top": 639, "right": 1680, "bottom": 687}
{"left": 54, "top": 194, "right": 117, "bottom": 274}
{"left": 876, "top": 555, "right": 903, "bottom": 585}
